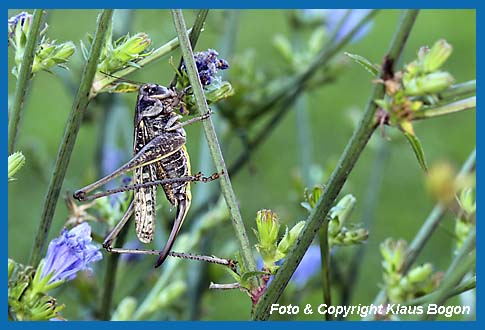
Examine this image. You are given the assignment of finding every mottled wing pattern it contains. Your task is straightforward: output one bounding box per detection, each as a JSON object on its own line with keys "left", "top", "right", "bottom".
{"left": 133, "top": 119, "right": 157, "bottom": 243}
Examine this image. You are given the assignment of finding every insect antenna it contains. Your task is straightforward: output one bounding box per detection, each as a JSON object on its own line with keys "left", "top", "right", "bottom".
{"left": 99, "top": 71, "right": 144, "bottom": 86}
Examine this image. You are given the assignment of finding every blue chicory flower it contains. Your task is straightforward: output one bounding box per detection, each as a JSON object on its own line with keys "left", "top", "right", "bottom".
{"left": 8, "top": 11, "right": 31, "bottom": 29}
{"left": 40, "top": 222, "right": 102, "bottom": 285}
{"left": 182, "top": 49, "right": 229, "bottom": 86}
{"left": 301, "top": 9, "right": 373, "bottom": 43}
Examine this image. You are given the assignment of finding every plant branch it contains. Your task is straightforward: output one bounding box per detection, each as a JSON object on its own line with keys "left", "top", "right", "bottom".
{"left": 170, "top": 9, "right": 209, "bottom": 87}
{"left": 171, "top": 10, "right": 258, "bottom": 281}
{"left": 413, "top": 96, "right": 475, "bottom": 120}
{"left": 368, "top": 148, "right": 476, "bottom": 309}
{"left": 29, "top": 10, "right": 114, "bottom": 267}
{"left": 319, "top": 219, "right": 332, "bottom": 320}
{"left": 94, "top": 29, "right": 191, "bottom": 93}
{"left": 8, "top": 9, "right": 44, "bottom": 154}
{"left": 247, "top": 10, "right": 379, "bottom": 123}
{"left": 253, "top": 9, "right": 419, "bottom": 320}
{"left": 439, "top": 80, "right": 475, "bottom": 100}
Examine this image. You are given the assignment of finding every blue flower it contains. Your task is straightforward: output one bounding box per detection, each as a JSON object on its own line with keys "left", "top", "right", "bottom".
{"left": 8, "top": 12, "right": 31, "bottom": 29}
{"left": 257, "top": 245, "right": 321, "bottom": 288}
{"left": 182, "top": 49, "right": 229, "bottom": 86}
{"left": 40, "top": 223, "right": 102, "bottom": 285}
{"left": 301, "top": 9, "right": 373, "bottom": 43}
{"left": 291, "top": 245, "right": 321, "bottom": 288}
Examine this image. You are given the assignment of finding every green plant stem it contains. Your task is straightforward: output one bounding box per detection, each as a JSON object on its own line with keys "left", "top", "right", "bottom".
{"left": 368, "top": 148, "right": 476, "bottom": 310}
{"left": 8, "top": 9, "right": 44, "bottom": 154}
{"left": 405, "top": 275, "right": 475, "bottom": 307}
{"left": 440, "top": 80, "right": 476, "bottom": 100}
{"left": 99, "top": 213, "right": 131, "bottom": 320}
{"left": 253, "top": 10, "right": 419, "bottom": 320}
{"left": 170, "top": 9, "right": 209, "bottom": 87}
{"left": 421, "top": 228, "right": 475, "bottom": 320}
{"left": 93, "top": 29, "right": 191, "bottom": 94}
{"left": 413, "top": 96, "right": 475, "bottom": 120}
{"left": 28, "top": 10, "right": 114, "bottom": 267}
{"left": 171, "top": 10, "right": 258, "bottom": 281}
{"left": 340, "top": 139, "right": 389, "bottom": 309}
{"left": 318, "top": 219, "right": 332, "bottom": 321}
{"left": 247, "top": 10, "right": 379, "bottom": 123}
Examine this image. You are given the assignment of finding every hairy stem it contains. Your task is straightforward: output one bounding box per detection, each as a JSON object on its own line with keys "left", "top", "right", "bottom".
{"left": 29, "top": 10, "right": 114, "bottom": 267}
{"left": 253, "top": 10, "right": 419, "bottom": 320}
{"left": 171, "top": 10, "right": 258, "bottom": 282}
{"left": 8, "top": 9, "right": 44, "bottom": 154}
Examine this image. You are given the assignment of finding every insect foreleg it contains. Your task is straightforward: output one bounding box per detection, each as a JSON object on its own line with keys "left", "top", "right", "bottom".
{"left": 164, "top": 110, "right": 213, "bottom": 132}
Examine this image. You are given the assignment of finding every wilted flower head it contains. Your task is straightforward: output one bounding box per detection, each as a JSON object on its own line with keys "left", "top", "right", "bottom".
{"left": 40, "top": 222, "right": 102, "bottom": 285}
{"left": 183, "top": 49, "right": 229, "bottom": 86}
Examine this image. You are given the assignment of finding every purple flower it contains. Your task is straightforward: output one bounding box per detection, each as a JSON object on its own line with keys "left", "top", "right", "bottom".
{"left": 182, "top": 49, "right": 229, "bottom": 86}
{"left": 40, "top": 223, "right": 102, "bottom": 284}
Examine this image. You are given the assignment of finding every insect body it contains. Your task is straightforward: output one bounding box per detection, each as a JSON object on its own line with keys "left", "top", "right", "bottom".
{"left": 74, "top": 83, "right": 214, "bottom": 267}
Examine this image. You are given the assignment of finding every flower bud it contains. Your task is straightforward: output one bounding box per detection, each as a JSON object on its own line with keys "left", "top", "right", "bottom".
{"left": 8, "top": 151, "right": 25, "bottom": 181}
{"left": 404, "top": 71, "right": 454, "bottom": 96}
{"left": 407, "top": 263, "right": 433, "bottom": 283}
{"left": 380, "top": 239, "right": 407, "bottom": 273}
{"left": 421, "top": 39, "right": 452, "bottom": 73}
{"left": 255, "top": 210, "right": 280, "bottom": 263}
{"left": 276, "top": 221, "right": 305, "bottom": 257}
{"left": 425, "top": 162, "right": 456, "bottom": 205}
{"left": 273, "top": 35, "right": 293, "bottom": 64}
{"left": 459, "top": 188, "right": 476, "bottom": 215}
{"left": 329, "top": 194, "right": 356, "bottom": 227}
{"left": 114, "top": 33, "right": 151, "bottom": 63}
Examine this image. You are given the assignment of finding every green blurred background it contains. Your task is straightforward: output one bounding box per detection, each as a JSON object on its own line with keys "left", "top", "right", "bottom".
{"left": 8, "top": 10, "right": 475, "bottom": 320}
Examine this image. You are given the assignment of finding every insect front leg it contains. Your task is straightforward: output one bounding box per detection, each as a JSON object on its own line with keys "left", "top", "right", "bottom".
{"left": 164, "top": 109, "right": 213, "bottom": 132}
{"left": 73, "top": 134, "right": 186, "bottom": 201}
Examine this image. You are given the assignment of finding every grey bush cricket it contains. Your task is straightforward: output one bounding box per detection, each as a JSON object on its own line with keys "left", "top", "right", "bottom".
{"left": 74, "top": 81, "right": 234, "bottom": 270}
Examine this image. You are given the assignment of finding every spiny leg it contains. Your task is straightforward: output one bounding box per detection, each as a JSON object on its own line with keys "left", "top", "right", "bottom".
{"left": 77, "top": 171, "right": 223, "bottom": 202}
{"left": 165, "top": 110, "right": 213, "bottom": 132}
{"left": 74, "top": 134, "right": 186, "bottom": 201}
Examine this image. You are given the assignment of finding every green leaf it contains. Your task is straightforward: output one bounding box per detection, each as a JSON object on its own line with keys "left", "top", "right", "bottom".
{"left": 344, "top": 52, "right": 379, "bottom": 76}
{"left": 402, "top": 131, "right": 428, "bottom": 172}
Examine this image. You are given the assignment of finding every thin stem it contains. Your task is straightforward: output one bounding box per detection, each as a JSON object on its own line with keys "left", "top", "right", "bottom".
{"left": 253, "top": 10, "right": 419, "bottom": 320}
{"left": 247, "top": 10, "right": 379, "bottom": 123}
{"left": 93, "top": 29, "right": 191, "bottom": 94}
{"left": 413, "top": 96, "right": 475, "bottom": 120}
{"left": 171, "top": 10, "right": 258, "bottom": 282}
{"left": 368, "top": 148, "right": 476, "bottom": 309}
{"left": 340, "top": 139, "right": 389, "bottom": 308}
{"left": 439, "top": 80, "right": 476, "bottom": 100}
{"left": 318, "top": 219, "right": 332, "bottom": 321}
{"left": 405, "top": 275, "right": 475, "bottom": 306}
{"left": 8, "top": 9, "right": 44, "bottom": 154}
{"left": 170, "top": 9, "right": 209, "bottom": 87}
{"left": 29, "top": 10, "right": 114, "bottom": 267}
{"left": 99, "top": 213, "right": 131, "bottom": 320}
{"left": 421, "top": 229, "right": 475, "bottom": 320}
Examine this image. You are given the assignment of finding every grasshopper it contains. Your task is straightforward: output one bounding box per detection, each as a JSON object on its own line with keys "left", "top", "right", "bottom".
{"left": 74, "top": 83, "right": 221, "bottom": 268}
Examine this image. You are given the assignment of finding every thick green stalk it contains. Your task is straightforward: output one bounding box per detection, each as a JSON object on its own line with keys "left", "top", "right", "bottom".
{"left": 8, "top": 10, "right": 44, "bottom": 154}
{"left": 29, "top": 10, "right": 114, "bottom": 267}
{"left": 171, "top": 10, "right": 258, "bottom": 280}
{"left": 253, "top": 10, "right": 420, "bottom": 320}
